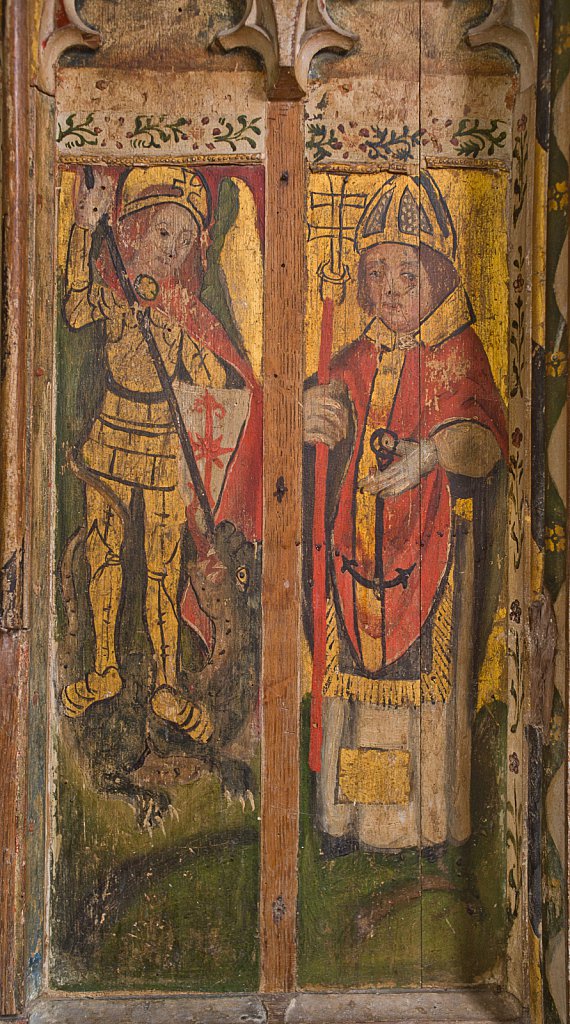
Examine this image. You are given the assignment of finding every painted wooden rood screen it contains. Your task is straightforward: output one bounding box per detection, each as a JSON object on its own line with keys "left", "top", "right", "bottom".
{"left": 0, "top": 1, "right": 568, "bottom": 1022}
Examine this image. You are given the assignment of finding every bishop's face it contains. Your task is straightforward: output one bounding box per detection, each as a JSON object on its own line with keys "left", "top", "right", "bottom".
{"left": 359, "top": 242, "right": 435, "bottom": 335}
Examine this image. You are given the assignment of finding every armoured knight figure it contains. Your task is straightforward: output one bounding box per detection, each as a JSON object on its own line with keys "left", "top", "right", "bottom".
{"left": 61, "top": 165, "right": 261, "bottom": 739}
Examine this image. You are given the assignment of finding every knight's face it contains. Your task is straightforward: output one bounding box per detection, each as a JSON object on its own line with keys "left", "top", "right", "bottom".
{"left": 359, "top": 242, "right": 435, "bottom": 334}
{"left": 121, "top": 203, "right": 199, "bottom": 281}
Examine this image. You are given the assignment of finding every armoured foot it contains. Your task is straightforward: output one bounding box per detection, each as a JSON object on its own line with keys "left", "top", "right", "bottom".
{"left": 151, "top": 685, "right": 213, "bottom": 743}
{"left": 62, "top": 667, "right": 123, "bottom": 717}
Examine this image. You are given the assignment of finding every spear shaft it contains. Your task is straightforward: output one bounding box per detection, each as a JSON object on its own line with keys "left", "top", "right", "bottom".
{"left": 99, "top": 212, "right": 216, "bottom": 537}
{"left": 83, "top": 168, "right": 215, "bottom": 536}
{"left": 308, "top": 174, "right": 352, "bottom": 773}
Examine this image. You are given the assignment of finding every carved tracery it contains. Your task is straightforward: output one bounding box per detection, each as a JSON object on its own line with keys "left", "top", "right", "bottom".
{"left": 37, "top": 0, "right": 101, "bottom": 96}
{"left": 217, "top": 0, "right": 356, "bottom": 98}
{"left": 468, "top": 0, "right": 538, "bottom": 92}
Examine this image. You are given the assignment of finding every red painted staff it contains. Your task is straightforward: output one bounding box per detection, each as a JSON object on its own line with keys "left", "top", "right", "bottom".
{"left": 308, "top": 175, "right": 360, "bottom": 772}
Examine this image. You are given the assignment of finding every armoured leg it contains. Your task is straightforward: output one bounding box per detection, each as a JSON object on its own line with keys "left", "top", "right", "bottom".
{"left": 62, "top": 482, "right": 129, "bottom": 717}
{"left": 144, "top": 486, "right": 212, "bottom": 743}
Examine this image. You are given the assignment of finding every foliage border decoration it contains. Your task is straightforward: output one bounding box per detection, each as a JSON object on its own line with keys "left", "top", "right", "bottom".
{"left": 305, "top": 115, "right": 508, "bottom": 164}
{"left": 56, "top": 112, "right": 263, "bottom": 153}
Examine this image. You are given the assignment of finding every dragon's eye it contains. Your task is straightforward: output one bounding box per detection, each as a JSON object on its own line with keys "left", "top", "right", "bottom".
{"left": 236, "top": 565, "right": 249, "bottom": 591}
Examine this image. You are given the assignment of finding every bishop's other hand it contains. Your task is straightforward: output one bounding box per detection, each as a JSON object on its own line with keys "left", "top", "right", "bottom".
{"left": 357, "top": 437, "right": 438, "bottom": 498}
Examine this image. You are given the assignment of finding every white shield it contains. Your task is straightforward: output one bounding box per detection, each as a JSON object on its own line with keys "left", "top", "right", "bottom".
{"left": 174, "top": 384, "right": 252, "bottom": 512}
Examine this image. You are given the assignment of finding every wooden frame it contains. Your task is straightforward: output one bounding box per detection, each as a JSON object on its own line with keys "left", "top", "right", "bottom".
{"left": 0, "top": 1, "right": 567, "bottom": 1020}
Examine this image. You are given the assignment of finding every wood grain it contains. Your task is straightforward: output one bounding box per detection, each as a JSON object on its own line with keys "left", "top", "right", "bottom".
{"left": 0, "top": 0, "right": 31, "bottom": 1015}
{"left": 24, "top": 88, "right": 58, "bottom": 1004}
{"left": 0, "top": 633, "right": 29, "bottom": 1017}
{"left": 27, "top": 987, "right": 522, "bottom": 1023}
{"left": 0, "top": 0, "right": 30, "bottom": 629}
{"left": 260, "top": 100, "right": 305, "bottom": 992}
{"left": 30, "top": 995, "right": 268, "bottom": 1023}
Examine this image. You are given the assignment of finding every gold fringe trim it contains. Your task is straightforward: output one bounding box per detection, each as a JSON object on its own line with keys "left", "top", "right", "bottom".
{"left": 323, "top": 565, "right": 454, "bottom": 708}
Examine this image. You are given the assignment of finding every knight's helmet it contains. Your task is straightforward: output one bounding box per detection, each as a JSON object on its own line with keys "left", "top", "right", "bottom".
{"left": 355, "top": 170, "right": 457, "bottom": 262}
{"left": 117, "top": 165, "right": 211, "bottom": 231}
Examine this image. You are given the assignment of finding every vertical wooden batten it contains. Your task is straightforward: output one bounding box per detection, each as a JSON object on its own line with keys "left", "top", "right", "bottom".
{"left": 1, "top": 0, "right": 30, "bottom": 630}
{"left": 0, "top": 0, "right": 31, "bottom": 1014}
{"left": 218, "top": 1, "right": 355, "bottom": 991}
{"left": 0, "top": 634, "right": 29, "bottom": 1017}
{"left": 24, "top": 85, "right": 57, "bottom": 1005}
{"left": 261, "top": 98, "right": 305, "bottom": 992}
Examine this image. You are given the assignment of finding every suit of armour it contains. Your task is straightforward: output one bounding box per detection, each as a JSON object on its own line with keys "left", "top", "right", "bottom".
{"left": 61, "top": 223, "right": 232, "bottom": 738}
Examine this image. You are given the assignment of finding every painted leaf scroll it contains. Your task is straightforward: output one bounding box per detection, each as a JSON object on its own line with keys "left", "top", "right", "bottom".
{"left": 52, "top": 159, "right": 264, "bottom": 990}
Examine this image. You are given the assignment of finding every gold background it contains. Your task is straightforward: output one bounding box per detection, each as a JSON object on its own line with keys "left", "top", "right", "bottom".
{"left": 306, "top": 168, "right": 509, "bottom": 405}
{"left": 304, "top": 168, "right": 509, "bottom": 707}
{"left": 59, "top": 166, "right": 508, "bottom": 709}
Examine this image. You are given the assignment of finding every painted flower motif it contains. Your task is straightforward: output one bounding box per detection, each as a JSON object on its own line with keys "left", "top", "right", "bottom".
{"left": 545, "top": 524, "right": 566, "bottom": 553}
{"left": 509, "top": 600, "right": 522, "bottom": 624}
{"left": 513, "top": 273, "right": 524, "bottom": 293}
{"left": 546, "top": 351, "right": 568, "bottom": 378}
{"left": 511, "top": 428, "right": 523, "bottom": 449}
{"left": 509, "top": 752, "right": 520, "bottom": 774}
{"left": 548, "top": 180, "right": 568, "bottom": 212}
{"left": 517, "top": 114, "right": 528, "bottom": 132}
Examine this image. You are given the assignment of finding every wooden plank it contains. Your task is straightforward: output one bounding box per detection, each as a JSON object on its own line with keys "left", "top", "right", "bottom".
{"left": 418, "top": 1, "right": 515, "bottom": 991}
{"left": 0, "top": 0, "right": 31, "bottom": 1015}
{"left": 284, "top": 989, "right": 522, "bottom": 1023}
{"left": 29, "top": 995, "right": 268, "bottom": 1024}
{"left": 260, "top": 100, "right": 305, "bottom": 992}
{"left": 0, "top": 0, "right": 30, "bottom": 629}
{"left": 25, "top": 87, "right": 57, "bottom": 1004}
{"left": 297, "top": 3, "right": 423, "bottom": 990}
{"left": 50, "top": 160, "right": 264, "bottom": 992}
{"left": 28, "top": 987, "right": 522, "bottom": 1024}
{"left": 0, "top": 633, "right": 29, "bottom": 1016}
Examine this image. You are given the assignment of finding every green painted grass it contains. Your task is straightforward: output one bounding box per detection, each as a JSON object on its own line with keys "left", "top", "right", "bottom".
{"left": 51, "top": 740, "right": 260, "bottom": 991}
{"left": 51, "top": 701, "right": 506, "bottom": 992}
{"left": 297, "top": 697, "right": 507, "bottom": 989}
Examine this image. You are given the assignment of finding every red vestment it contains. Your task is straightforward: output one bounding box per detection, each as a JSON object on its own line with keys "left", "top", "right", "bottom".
{"left": 328, "top": 317, "right": 508, "bottom": 670}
